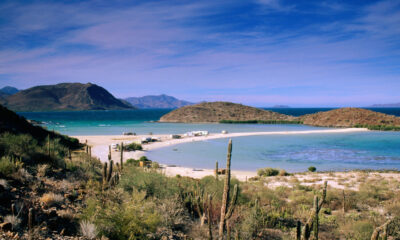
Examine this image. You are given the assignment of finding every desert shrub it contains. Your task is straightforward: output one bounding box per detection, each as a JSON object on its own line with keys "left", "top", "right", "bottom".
{"left": 308, "top": 166, "right": 317, "bottom": 172}
{"left": 123, "top": 143, "right": 143, "bottom": 151}
{"left": 80, "top": 220, "right": 97, "bottom": 239}
{"left": 37, "top": 164, "right": 50, "bottom": 177}
{"left": 4, "top": 215, "right": 21, "bottom": 230}
{"left": 342, "top": 220, "right": 373, "bottom": 240}
{"left": 40, "top": 192, "right": 64, "bottom": 207}
{"left": 0, "top": 156, "right": 21, "bottom": 176}
{"left": 257, "top": 168, "right": 280, "bottom": 177}
{"left": 81, "top": 189, "right": 161, "bottom": 239}
{"left": 139, "top": 156, "right": 149, "bottom": 162}
{"left": 0, "top": 133, "right": 38, "bottom": 159}
{"left": 119, "top": 167, "right": 182, "bottom": 199}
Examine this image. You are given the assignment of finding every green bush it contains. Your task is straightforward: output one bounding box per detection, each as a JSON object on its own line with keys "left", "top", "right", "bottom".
{"left": 81, "top": 189, "right": 161, "bottom": 239}
{"left": 0, "top": 156, "right": 21, "bottom": 176}
{"left": 123, "top": 143, "right": 143, "bottom": 151}
{"left": 257, "top": 167, "right": 280, "bottom": 177}
{"left": 308, "top": 166, "right": 317, "bottom": 172}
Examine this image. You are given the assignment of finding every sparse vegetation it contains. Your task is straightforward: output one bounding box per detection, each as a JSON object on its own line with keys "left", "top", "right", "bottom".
{"left": 123, "top": 142, "right": 143, "bottom": 151}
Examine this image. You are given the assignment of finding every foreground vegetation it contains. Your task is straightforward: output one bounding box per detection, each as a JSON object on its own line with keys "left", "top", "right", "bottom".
{"left": 1, "top": 131, "right": 400, "bottom": 239}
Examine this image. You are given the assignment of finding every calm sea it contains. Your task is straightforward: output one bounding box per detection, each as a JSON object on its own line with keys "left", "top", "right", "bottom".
{"left": 17, "top": 108, "right": 400, "bottom": 172}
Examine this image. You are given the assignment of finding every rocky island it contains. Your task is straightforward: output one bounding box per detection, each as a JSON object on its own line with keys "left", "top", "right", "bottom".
{"left": 159, "top": 101, "right": 296, "bottom": 123}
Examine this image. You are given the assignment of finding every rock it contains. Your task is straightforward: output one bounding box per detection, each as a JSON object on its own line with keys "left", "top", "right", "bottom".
{"left": 0, "top": 222, "right": 12, "bottom": 231}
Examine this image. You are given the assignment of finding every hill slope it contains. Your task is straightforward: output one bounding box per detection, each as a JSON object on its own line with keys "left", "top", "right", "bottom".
{"left": 3, "top": 82, "right": 134, "bottom": 111}
{"left": 300, "top": 108, "right": 400, "bottom": 127}
{"left": 159, "top": 101, "right": 295, "bottom": 123}
{"left": 0, "top": 104, "right": 80, "bottom": 148}
{"left": 125, "top": 94, "right": 193, "bottom": 108}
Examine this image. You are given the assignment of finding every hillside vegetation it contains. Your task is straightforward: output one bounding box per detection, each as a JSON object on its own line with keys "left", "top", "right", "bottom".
{"left": 300, "top": 108, "right": 400, "bottom": 129}
{"left": 1, "top": 83, "right": 134, "bottom": 111}
{"left": 160, "top": 102, "right": 295, "bottom": 123}
{"left": 0, "top": 105, "right": 399, "bottom": 239}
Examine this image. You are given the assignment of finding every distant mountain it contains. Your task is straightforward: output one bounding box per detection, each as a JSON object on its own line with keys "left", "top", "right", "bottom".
{"left": 3, "top": 82, "right": 135, "bottom": 111}
{"left": 160, "top": 101, "right": 295, "bottom": 123}
{"left": 369, "top": 103, "right": 400, "bottom": 108}
{"left": 0, "top": 86, "right": 19, "bottom": 95}
{"left": 125, "top": 94, "right": 193, "bottom": 109}
{"left": 272, "top": 105, "right": 290, "bottom": 108}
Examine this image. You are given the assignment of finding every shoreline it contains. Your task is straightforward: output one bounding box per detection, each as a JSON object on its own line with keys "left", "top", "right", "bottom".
{"left": 73, "top": 128, "right": 368, "bottom": 181}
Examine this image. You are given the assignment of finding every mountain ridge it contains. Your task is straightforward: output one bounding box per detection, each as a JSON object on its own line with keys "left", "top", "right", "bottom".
{"left": 125, "top": 94, "right": 193, "bottom": 108}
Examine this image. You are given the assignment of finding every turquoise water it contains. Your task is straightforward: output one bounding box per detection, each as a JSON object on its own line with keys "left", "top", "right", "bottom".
{"left": 147, "top": 131, "right": 400, "bottom": 172}
{"left": 16, "top": 108, "right": 400, "bottom": 172}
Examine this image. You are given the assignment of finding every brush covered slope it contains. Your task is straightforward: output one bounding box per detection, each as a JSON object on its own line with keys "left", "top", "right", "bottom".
{"left": 0, "top": 104, "right": 80, "bottom": 149}
{"left": 159, "top": 101, "right": 295, "bottom": 123}
{"left": 2, "top": 82, "right": 134, "bottom": 111}
{"left": 300, "top": 107, "right": 400, "bottom": 128}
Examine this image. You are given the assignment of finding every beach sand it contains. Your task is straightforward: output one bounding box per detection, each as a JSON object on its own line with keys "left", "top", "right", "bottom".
{"left": 73, "top": 128, "right": 369, "bottom": 182}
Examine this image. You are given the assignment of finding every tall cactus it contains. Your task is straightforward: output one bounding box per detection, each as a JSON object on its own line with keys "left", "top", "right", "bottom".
{"left": 108, "top": 145, "right": 112, "bottom": 161}
{"left": 103, "top": 162, "right": 108, "bottom": 185}
{"left": 28, "top": 208, "right": 34, "bottom": 239}
{"left": 120, "top": 142, "right": 124, "bottom": 170}
{"left": 313, "top": 196, "right": 319, "bottom": 240}
{"left": 302, "top": 181, "right": 327, "bottom": 240}
{"left": 207, "top": 194, "right": 213, "bottom": 240}
{"left": 218, "top": 139, "right": 239, "bottom": 240}
{"left": 107, "top": 160, "right": 113, "bottom": 182}
{"left": 47, "top": 135, "right": 51, "bottom": 157}
{"left": 215, "top": 161, "right": 219, "bottom": 180}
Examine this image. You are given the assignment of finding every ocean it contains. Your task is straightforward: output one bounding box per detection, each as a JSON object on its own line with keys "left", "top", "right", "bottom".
{"left": 17, "top": 108, "right": 400, "bottom": 172}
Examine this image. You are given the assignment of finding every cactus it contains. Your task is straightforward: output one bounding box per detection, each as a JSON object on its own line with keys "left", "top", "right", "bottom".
{"left": 28, "top": 208, "right": 34, "bottom": 239}
{"left": 11, "top": 203, "right": 15, "bottom": 216}
{"left": 120, "top": 142, "right": 124, "bottom": 170}
{"left": 342, "top": 189, "right": 346, "bottom": 214}
{"left": 313, "top": 196, "right": 319, "bottom": 240}
{"left": 107, "top": 160, "right": 113, "bottom": 182}
{"left": 296, "top": 220, "right": 301, "bottom": 240}
{"left": 103, "top": 162, "right": 108, "bottom": 185}
{"left": 47, "top": 135, "right": 51, "bottom": 156}
{"left": 68, "top": 149, "right": 72, "bottom": 161}
{"left": 371, "top": 219, "right": 393, "bottom": 240}
{"left": 301, "top": 181, "right": 327, "bottom": 240}
{"left": 215, "top": 161, "right": 219, "bottom": 180}
{"left": 108, "top": 145, "right": 112, "bottom": 161}
{"left": 218, "top": 139, "right": 239, "bottom": 240}
{"left": 207, "top": 194, "right": 213, "bottom": 240}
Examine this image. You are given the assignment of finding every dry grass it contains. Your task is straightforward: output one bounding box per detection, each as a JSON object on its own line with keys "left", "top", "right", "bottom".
{"left": 40, "top": 192, "right": 64, "bottom": 207}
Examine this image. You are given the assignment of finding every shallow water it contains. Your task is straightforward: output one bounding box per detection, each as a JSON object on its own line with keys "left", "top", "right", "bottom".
{"left": 17, "top": 109, "right": 400, "bottom": 172}
{"left": 146, "top": 131, "right": 400, "bottom": 172}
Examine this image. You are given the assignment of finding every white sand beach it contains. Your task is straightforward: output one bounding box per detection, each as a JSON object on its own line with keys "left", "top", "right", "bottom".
{"left": 73, "top": 128, "right": 369, "bottom": 181}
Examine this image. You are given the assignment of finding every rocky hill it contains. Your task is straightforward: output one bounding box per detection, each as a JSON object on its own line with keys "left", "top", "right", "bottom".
{"left": 125, "top": 94, "right": 193, "bottom": 108}
{"left": 159, "top": 101, "right": 295, "bottom": 123}
{"left": 2, "top": 82, "right": 134, "bottom": 111}
{"left": 299, "top": 108, "right": 400, "bottom": 127}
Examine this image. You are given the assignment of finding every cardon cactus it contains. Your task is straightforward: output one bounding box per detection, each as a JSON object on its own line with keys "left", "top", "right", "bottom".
{"left": 218, "top": 139, "right": 239, "bottom": 240}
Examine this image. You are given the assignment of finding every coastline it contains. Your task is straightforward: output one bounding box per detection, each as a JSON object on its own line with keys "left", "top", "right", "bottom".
{"left": 73, "top": 128, "right": 368, "bottom": 181}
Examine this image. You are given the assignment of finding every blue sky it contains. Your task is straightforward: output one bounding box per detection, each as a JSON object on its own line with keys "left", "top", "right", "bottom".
{"left": 0, "top": 0, "right": 399, "bottom": 107}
